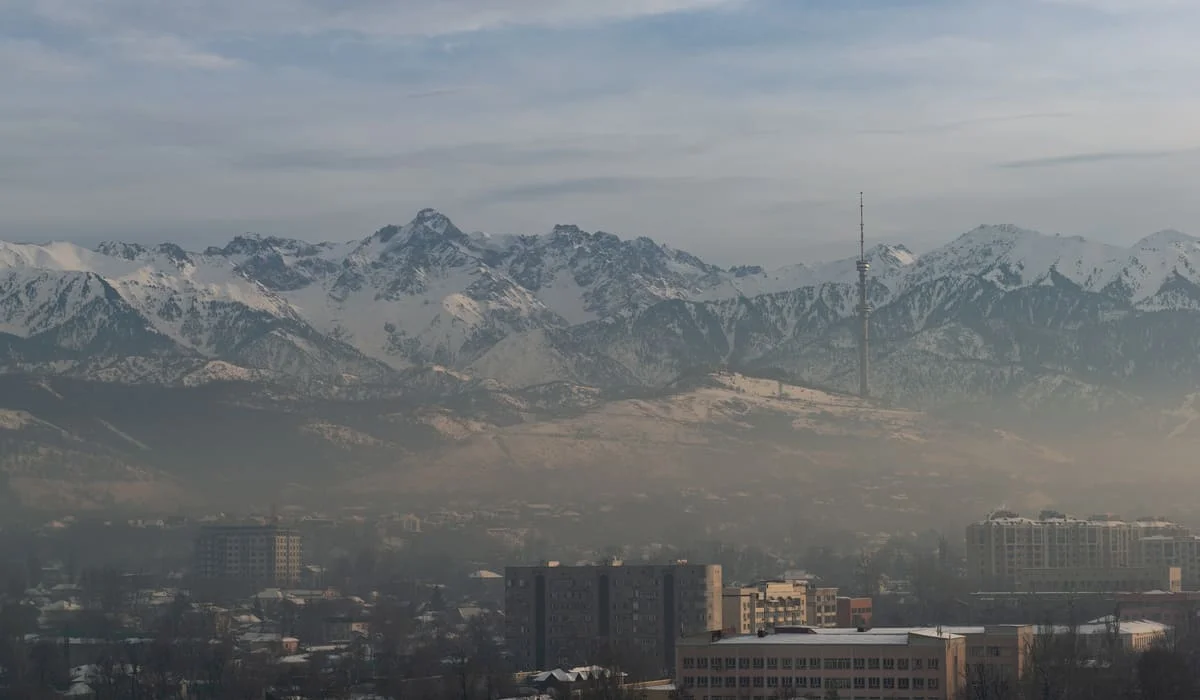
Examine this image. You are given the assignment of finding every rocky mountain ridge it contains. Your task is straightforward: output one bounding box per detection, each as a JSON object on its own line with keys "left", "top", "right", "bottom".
{"left": 2, "top": 210, "right": 1200, "bottom": 407}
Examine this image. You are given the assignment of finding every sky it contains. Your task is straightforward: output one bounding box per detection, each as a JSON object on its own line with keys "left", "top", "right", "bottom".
{"left": 2, "top": 0, "right": 1199, "bottom": 264}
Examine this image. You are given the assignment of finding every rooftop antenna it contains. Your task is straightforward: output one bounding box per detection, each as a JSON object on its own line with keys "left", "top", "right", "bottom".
{"left": 855, "top": 193, "right": 872, "bottom": 399}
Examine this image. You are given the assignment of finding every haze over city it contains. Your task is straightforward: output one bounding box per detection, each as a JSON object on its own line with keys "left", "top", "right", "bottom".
{"left": 5, "top": 2, "right": 1200, "bottom": 699}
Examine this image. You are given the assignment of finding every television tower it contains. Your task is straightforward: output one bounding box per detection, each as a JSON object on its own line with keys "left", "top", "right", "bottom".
{"left": 855, "top": 193, "right": 872, "bottom": 399}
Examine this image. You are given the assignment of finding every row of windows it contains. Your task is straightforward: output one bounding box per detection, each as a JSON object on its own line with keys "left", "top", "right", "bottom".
{"left": 681, "top": 676, "right": 941, "bottom": 691}
{"left": 683, "top": 657, "right": 941, "bottom": 671}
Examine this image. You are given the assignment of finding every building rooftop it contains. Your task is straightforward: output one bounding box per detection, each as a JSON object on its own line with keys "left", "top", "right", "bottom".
{"left": 704, "top": 629, "right": 961, "bottom": 646}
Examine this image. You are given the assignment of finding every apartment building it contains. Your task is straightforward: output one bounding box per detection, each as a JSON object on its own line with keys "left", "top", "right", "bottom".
{"left": 722, "top": 587, "right": 757, "bottom": 634}
{"left": 1137, "top": 535, "right": 1200, "bottom": 590}
{"left": 505, "top": 561, "right": 722, "bottom": 676}
{"left": 722, "top": 581, "right": 808, "bottom": 634}
{"left": 807, "top": 586, "right": 839, "bottom": 628}
{"left": 837, "top": 597, "right": 874, "bottom": 628}
{"left": 193, "top": 524, "right": 302, "bottom": 587}
{"left": 965, "top": 511, "right": 1189, "bottom": 590}
{"left": 676, "top": 627, "right": 966, "bottom": 700}
{"left": 1014, "top": 565, "right": 1180, "bottom": 593}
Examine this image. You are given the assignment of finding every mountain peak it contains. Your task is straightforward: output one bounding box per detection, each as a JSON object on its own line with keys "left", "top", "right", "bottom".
{"left": 95, "top": 241, "right": 148, "bottom": 260}
{"left": 413, "top": 207, "right": 453, "bottom": 231}
{"left": 1135, "top": 229, "right": 1199, "bottom": 250}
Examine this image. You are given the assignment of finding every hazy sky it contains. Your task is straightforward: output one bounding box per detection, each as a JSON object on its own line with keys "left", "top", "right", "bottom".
{"left": 2, "top": 0, "right": 1199, "bottom": 263}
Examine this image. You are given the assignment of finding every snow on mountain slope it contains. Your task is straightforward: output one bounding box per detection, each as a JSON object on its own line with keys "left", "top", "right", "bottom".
{"left": 8, "top": 208, "right": 1200, "bottom": 406}
{"left": 898, "top": 224, "right": 1200, "bottom": 307}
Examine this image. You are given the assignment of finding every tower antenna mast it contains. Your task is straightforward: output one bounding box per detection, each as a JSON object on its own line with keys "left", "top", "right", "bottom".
{"left": 855, "top": 193, "right": 872, "bottom": 399}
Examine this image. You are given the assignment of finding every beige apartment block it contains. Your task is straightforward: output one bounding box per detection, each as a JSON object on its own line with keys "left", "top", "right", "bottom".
{"left": 505, "top": 562, "right": 722, "bottom": 676}
{"left": 1138, "top": 535, "right": 1200, "bottom": 589}
{"left": 1014, "top": 565, "right": 1181, "bottom": 593}
{"left": 677, "top": 628, "right": 966, "bottom": 700}
{"left": 807, "top": 586, "right": 839, "bottom": 628}
{"left": 723, "top": 581, "right": 809, "bottom": 634}
{"left": 966, "top": 511, "right": 1191, "bottom": 591}
{"left": 193, "top": 524, "right": 302, "bottom": 587}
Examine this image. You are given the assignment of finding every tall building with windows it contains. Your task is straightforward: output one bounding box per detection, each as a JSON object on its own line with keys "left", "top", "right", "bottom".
{"left": 722, "top": 581, "right": 808, "bottom": 634}
{"left": 966, "top": 511, "right": 1189, "bottom": 591}
{"left": 807, "top": 586, "right": 839, "bottom": 628}
{"left": 505, "top": 561, "right": 722, "bottom": 676}
{"left": 193, "top": 524, "right": 302, "bottom": 587}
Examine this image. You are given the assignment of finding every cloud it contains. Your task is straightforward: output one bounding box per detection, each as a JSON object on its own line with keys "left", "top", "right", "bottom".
{"left": 0, "top": 38, "right": 89, "bottom": 77}
{"left": 25, "top": 0, "right": 744, "bottom": 38}
{"left": 101, "top": 33, "right": 240, "bottom": 69}
{"left": 997, "top": 150, "right": 1189, "bottom": 169}
{"left": 3, "top": 0, "right": 1200, "bottom": 261}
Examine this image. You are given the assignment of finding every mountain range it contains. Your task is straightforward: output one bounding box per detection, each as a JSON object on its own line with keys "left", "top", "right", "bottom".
{"left": 3, "top": 209, "right": 1200, "bottom": 410}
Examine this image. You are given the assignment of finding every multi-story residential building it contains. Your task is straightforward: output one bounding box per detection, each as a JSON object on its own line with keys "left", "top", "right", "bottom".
{"left": 1137, "top": 535, "right": 1200, "bottom": 589}
{"left": 807, "top": 586, "right": 839, "bottom": 628}
{"left": 722, "top": 587, "right": 757, "bottom": 635}
{"left": 966, "top": 511, "right": 1191, "bottom": 591}
{"left": 193, "top": 525, "right": 302, "bottom": 587}
{"left": 723, "top": 581, "right": 808, "bottom": 634}
{"left": 676, "top": 627, "right": 967, "bottom": 700}
{"left": 505, "top": 561, "right": 722, "bottom": 676}
{"left": 836, "top": 597, "right": 873, "bottom": 628}
{"left": 1014, "top": 565, "right": 1180, "bottom": 593}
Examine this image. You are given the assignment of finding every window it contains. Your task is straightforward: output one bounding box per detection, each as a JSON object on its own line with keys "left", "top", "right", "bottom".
{"left": 738, "top": 678, "right": 750, "bottom": 688}
{"left": 782, "top": 677, "right": 793, "bottom": 688}
{"left": 913, "top": 659, "right": 923, "bottom": 670}
{"left": 897, "top": 658, "right": 910, "bottom": 671}
{"left": 969, "top": 646, "right": 984, "bottom": 658}
{"left": 767, "top": 677, "right": 779, "bottom": 688}
{"left": 929, "top": 679, "right": 940, "bottom": 690}
{"left": 698, "top": 658, "right": 709, "bottom": 670}
{"left": 752, "top": 677, "right": 764, "bottom": 688}
{"left": 781, "top": 658, "right": 792, "bottom": 670}
{"left": 809, "top": 677, "right": 821, "bottom": 688}
{"left": 684, "top": 658, "right": 695, "bottom": 670}
{"left": 898, "top": 678, "right": 910, "bottom": 690}
{"left": 724, "top": 678, "right": 737, "bottom": 688}
{"left": 810, "top": 658, "right": 821, "bottom": 669}
{"left": 928, "top": 658, "right": 940, "bottom": 670}
{"left": 824, "top": 679, "right": 850, "bottom": 690}
{"left": 726, "top": 658, "right": 737, "bottom": 670}
{"left": 868, "top": 658, "right": 880, "bottom": 670}
{"left": 823, "top": 659, "right": 850, "bottom": 670}
{"left": 710, "top": 659, "right": 722, "bottom": 671}
{"left": 913, "top": 679, "right": 925, "bottom": 690}
{"left": 698, "top": 678, "right": 709, "bottom": 688}
{"left": 710, "top": 677, "right": 722, "bottom": 688}
{"left": 683, "top": 677, "right": 695, "bottom": 688}
{"left": 883, "top": 678, "right": 895, "bottom": 690}
{"left": 752, "top": 658, "right": 764, "bottom": 670}
{"left": 854, "top": 677, "right": 866, "bottom": 689}
{"left": 795, "top": 658, "right": 807, "bottom": 670}
{"left": 739, "top": 659, "right": 750, "bottom": 670}
{"left": 988, "top": 646, "right": 1002, "bottom": 657}
{"left": 883, "top": 658, "right": 896, "bottom": 670}
{"left": 854, "top": 658, "right": 866, "bottom": 670}
{"left": 795, "top": 678, "right": 807, "bottom": 689}
{"left": 766, "top": 658, "right": 778, "bottom": 670}
{"left": 869, "top": 678, "right": 881, "bottom": 689}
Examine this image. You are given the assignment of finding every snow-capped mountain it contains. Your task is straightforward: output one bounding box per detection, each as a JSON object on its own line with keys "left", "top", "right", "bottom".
{"left": 4, "top": 210, "right": 1200, "bottom": 407}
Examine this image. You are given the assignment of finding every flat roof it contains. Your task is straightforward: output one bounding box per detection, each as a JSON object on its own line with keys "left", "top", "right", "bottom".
{"left": 705, "top": 629, "right": 960, "bottom": 646}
